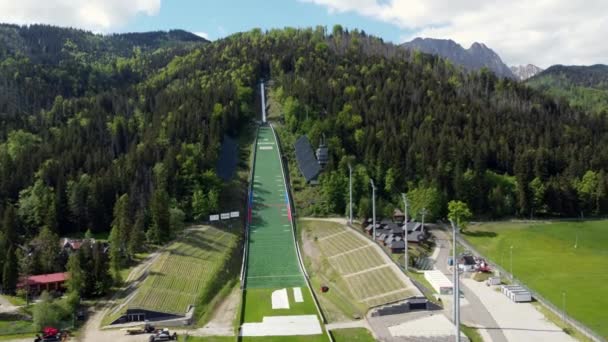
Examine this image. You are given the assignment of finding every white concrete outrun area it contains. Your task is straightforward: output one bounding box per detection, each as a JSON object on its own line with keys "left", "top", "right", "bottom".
{"left": 388, "top": 314, "right": 466, "bottom": 339}
{"left": 271, "top": 288, "right": 290, "bottom": 309}
{"left": 293, "top": 287, "right": 304, "bottom": 303}
{"left": 463, "top": 278, "right": 576, "bottom": 342}
{"left": 240, "top": 315, "right": 323, "bottom": 336}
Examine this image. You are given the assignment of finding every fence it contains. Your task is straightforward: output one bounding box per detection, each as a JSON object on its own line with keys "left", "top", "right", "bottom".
{"left": 456, "top": 232, "right": 606, "bottom": 342}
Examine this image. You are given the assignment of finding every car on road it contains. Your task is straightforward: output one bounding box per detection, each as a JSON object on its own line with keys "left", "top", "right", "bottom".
{"left": 149, "top": 329, "right": 178, "bottom": 341}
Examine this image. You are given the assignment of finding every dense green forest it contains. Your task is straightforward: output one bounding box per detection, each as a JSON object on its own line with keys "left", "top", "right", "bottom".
{"left": 527, "top": 64, "right": 608, "bottom": 115}
{"left": 0, "top": 24, "right": 254, "bottom": 298}
{"left": 0, "top": 24, "right": 607, "bottom": 301}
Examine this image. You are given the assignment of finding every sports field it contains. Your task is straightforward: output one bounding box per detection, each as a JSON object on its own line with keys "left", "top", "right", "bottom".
{"left": 463, "top": 220, "right": 608, "bottom": 338}
{"left": 300, "top": 219, "right": 420, "bottom": 314}
{"left": 240, "top": 125, "right": 325, "bottom": 341}
{"left": 106, "top": 225, "right": 238, "bottom": 323}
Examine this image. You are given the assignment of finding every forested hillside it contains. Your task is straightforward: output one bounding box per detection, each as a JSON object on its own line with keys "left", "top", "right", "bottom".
{"left": 0, "top": 24, "right": 254, "bottom": 297}
{"left": 527, "top": 64, "right": 608, "bottom": 115}
{"left": 0, "top": 24, "right": 607, "bottom": 300}
{"left": 264, "top": 26, "right": 608, "bottom": 220}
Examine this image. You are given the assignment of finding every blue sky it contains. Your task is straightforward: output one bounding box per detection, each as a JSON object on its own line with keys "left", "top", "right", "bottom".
{"left": 2, "top": 0, "right": 607, "bottom": 66}
{"left": 120, "top": 0, "right": 409, "bottom": 43}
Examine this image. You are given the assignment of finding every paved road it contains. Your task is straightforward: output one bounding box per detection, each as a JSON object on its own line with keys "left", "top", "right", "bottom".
{"left": 463, "top": 279, "right": 576, "bottom": 342}
{"left": 431, "top": 229, "right": 508, "bottom": 342}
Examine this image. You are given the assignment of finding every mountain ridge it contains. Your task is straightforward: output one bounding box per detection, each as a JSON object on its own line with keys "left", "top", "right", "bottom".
{"left": 401, "top": 37, "right": 515, "bottom": 79}
{"left": 510, "top": 64, "right": 543, "bottom": 81}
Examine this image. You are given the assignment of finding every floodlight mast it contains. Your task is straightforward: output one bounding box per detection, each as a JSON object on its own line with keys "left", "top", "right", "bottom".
{"left": 450, "top": 219, "right": 461, "bottom": 342}
{"left": 348, "top": 164, "right": 353, "bottom": 224}
{"left": 401, "top": 193, "right": 408, "bottom": 272}
{"left": 370, "top": 179, "right": 376, "bottom": 241}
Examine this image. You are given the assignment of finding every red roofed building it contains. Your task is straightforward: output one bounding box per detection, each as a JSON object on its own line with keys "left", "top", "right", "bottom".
{"left": 18, "top": 272, "right": 69, "bottom": 294}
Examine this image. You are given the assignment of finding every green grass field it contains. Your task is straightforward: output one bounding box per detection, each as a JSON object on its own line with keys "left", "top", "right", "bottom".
{"left": 0, "top": 318, "right": 35, "bottom": 336}
{"left": 463, "top": 220, "right": 608, "bottom": 338}
{"left": 330, "top": 328, "right": 375, "bottom": 342}
{"left": 300, "top": 220, "right": 419, "bottom": 314}
{"left": 103, "top": 225, "right": 239, "bottom": 325}
{"left": 242, "top": 288, "right": 319, "bottom": 323}
{"left": 129, "top": 226, "right": 239, "bottom": 315}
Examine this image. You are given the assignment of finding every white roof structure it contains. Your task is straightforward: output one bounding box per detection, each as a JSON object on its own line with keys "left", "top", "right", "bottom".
{"left": 424, "top": 270, "right": 453, "bottom": 294}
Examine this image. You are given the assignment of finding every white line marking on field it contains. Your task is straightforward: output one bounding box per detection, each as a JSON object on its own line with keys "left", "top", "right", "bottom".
{"left": 247, "top": 274, "right": 302, "bottom": 279}
{"left": 343, "top": 264, "right": 391, "bottom": 278}
{"left": 328, "top": 245, "right": 374, "bottom": 259}
{"left": 240, "top": 315, "right": 322, "bottom": 336}
{"left": 360, "top": 288, "right": 408, "bottom": 302}
{"left": 293, "top": 287, "right": 304, "bottom": 303}
{"left": 259, "top": 146, "right": 273, "bottom": 150}
{"left": 318, "top": 230, "right": 349, "bottom": 241}
{"left": 272, "top": 288, "right": 290, "bottom": 309}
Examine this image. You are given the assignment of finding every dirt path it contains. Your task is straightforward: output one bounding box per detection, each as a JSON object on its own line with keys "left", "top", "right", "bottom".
{"left": 78, "top": 250, "right": 163, "bottom": 342}
{"left": 0, "top": 295, "right": 18, "bottom": 313}
{"left": 193, "top": 285, "right": 240, "bottom": 336}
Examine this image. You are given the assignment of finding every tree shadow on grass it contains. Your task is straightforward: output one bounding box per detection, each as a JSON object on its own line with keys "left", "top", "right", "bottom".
{"left": 462, "top": 230, "right": 498, "bottom": 238}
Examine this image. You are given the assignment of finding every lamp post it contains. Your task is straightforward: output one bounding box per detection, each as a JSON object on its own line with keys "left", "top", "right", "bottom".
{"left": 510, "top": 245, "right": 514, "bottom": 279}
{"left": 420, "top": 208, "right": 428, "bottom": 233}
{"left": 401, "top": 193, "right": 409, "bottom": 272}
{"left": 348, "top": 164, "right": 353, "bottom": 224}
{"left": 450, "top": 220, "right": 461, "bottom": 342}
{"left": 370, "top": 179, "right": 377, "bottom": 242}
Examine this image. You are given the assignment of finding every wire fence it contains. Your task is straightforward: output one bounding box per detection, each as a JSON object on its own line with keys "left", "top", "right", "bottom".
{"left": 456, "top": 233, "right": 606, "bottom": 342}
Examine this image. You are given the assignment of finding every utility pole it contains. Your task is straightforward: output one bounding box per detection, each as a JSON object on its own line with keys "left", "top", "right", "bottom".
{"left": 510, "top": 245, "right": 514, "bottom": 280}
{"left": 348, "top": 164, "right": 353, "bottom": 224}
{"left": 401, "top": 194, "right": 409, "bottom": 272}
{"left": 450, "top": 220, "right": 461, "bottom": 342}
{"left": 370, "top": 179, "right": 377, "bottom": 242}
{"left": 420, "top": 207, "right": 428, "bottom": 233}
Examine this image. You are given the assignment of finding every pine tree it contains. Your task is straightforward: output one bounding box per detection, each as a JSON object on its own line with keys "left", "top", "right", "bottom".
{"left": 128, "top": 213, "right": 146, "bottom": 256}
{"left": 2, "top": 246, "right": 18, "bottom": 294}
{"left": 109, "top": 194, "right": 131, "bottom": 273}
{"left": 150, "top": 189, "right": 170, "bottom": 243}
{"left": 34, "top": 226, "right": 60, "bottom": 274}
{"left": 66, "top": 253, "right": 84, "bottom": 295}
{"left": 108, "top": 226, "right": 121, "bottom": 283}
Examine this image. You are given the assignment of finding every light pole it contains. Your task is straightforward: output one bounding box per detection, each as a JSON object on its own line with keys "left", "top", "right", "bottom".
{"left": 401, "top": 193, "right": 409, "bottom": 272}
{"left": 348, "top": 164, "right": 353, "bottom": 224}
{"left": 370, "top": 179, "right": 377, "bottom": 242}
{"left": 510, "top": 245, "right": 514, "bottom": 279}
{"left": 450, "top": 220, "right": 461, "bottom": 342}
{"left": 420, "top": 207, "right": 428, "bottom": 233}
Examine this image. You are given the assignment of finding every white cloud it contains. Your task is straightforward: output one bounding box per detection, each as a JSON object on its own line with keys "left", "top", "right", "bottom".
{"left": 0, "top": 0, "right": 161, "bottom": 32}
{"left": 303, "top": 0, "right": 608, "bottom": 67}
{"left": 194, "top": 31, "right": 209, "bottom": 40}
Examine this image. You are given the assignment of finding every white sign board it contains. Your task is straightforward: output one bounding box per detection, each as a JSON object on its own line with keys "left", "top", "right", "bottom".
{"left": 230, "top": 211, "right": 240, "bottom": 218}
{"left": 221, "top": 213, "right": 230, "bottom": 220}
{"left": 209, "top": 214, "right": 220, "bottom": 222}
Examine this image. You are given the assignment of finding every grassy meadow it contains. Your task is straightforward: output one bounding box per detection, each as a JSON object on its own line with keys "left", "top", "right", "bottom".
{"left": 463, "top": 220, "right": 608, "bottom": 338}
